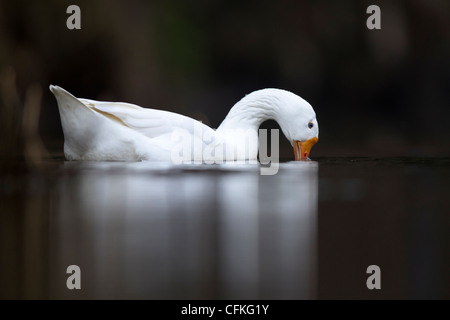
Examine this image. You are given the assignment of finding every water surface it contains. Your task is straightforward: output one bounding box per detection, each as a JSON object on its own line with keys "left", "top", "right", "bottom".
{"left": 0, "top": 157, "right": 449, "bottom": 299}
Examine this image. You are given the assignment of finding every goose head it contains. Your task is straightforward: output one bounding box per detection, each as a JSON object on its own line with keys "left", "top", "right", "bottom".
{"left": 273, "top": 90, "right": 319, "bottom": 160}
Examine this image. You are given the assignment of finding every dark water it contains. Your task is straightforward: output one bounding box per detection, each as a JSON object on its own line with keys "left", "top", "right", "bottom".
{"left": 1, "top": 157, "right": 449, "bottom": 299}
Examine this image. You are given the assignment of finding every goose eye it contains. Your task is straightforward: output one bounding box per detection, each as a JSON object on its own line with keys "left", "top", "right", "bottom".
{"left": 308, "top": 122, "right": 314, "bottom": 129}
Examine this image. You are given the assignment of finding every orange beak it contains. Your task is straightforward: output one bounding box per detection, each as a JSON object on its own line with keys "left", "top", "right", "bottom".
{"left": 293, "top": 137, "right": 318, "bottom": 161}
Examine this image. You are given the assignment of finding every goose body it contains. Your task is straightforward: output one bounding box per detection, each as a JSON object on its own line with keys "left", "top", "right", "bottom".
{"left": 50, "top": 85, "right": 318, "bottom": 162}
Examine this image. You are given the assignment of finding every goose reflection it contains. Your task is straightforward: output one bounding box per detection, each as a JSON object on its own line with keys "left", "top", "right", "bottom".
{"left": 51, "top": 161, "right": 318, "bottom": 299}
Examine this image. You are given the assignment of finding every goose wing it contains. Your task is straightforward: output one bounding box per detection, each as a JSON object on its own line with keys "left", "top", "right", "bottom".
{"left": 79, "top": 98, "right": 216, "bottom": 140}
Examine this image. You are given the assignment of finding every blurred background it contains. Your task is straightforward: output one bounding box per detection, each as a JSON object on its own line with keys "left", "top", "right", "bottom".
{"left": 1, "top": 0, "right": 450, "bottom": 300}
{"left": 0, "top": 0, "right": 449, "bottom": 159}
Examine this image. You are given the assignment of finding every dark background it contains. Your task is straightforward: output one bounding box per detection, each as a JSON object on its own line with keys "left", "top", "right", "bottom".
{"left": 1, "top": 0, "right": 449, "bottom": 159}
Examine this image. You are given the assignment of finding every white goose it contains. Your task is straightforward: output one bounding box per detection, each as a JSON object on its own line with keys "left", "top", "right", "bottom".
{"left": 50, "top": 85, "right": 318, "bottom": 162}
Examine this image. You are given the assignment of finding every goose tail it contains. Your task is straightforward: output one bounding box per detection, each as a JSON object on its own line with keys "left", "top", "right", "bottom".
{"left": 49, "top": 85, "right": 100, "bottom": 159}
